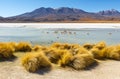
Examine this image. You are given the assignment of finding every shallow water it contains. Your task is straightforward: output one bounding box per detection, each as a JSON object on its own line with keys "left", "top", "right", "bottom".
{"left": 0, "top": 27, "right": 120, "bottom": 45}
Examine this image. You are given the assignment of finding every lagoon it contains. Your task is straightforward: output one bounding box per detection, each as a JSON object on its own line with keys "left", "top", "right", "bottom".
{"left": 0, "top": 23, "right": 120, "bottom": 45}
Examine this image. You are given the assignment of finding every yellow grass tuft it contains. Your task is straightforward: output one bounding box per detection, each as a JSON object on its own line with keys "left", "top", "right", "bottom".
{"left": 58, "top": 51, "right": 73, "bottom": 67}
{"left": 77, "top": 46, "right": 91, "bottom": 55}
{"left": 43, "top": 48, "right": 68, "bottom": 64}
{"left": 83, "top": 43, "right": 94, "bottom": 50}
{"left": 15, "top": 42, "right": 32, "bottom": 52}
{"left": 94, "top": 41, "right": 106, "bottom": 50}
{"left": 7, "top": 42, "right": 18, "bottom": 49}
{"left": 69, "top": 54, "right": 97, "bottom": 70}
{"left": 105, "top": 45, "right": 120, "bottom": 60}
{"left": 89, "top": 41, "right": 107, "bottom": 59}
{"left": 51, "top": 42, "right": 81, "bottom": 55}
{"left": 21, "top": 52, "right": 51, "bottom": 72}
{"left": 32, "top": 45, "right": 48, "bottom": 52}
{"left": 90, "top": 47, "right": 106, "bottom": 59}
{"left": 68, "top": 44, "right": 81, "bottom": 55}
{"left": 0, "top": 43, "right": 15, "bottom": 59}
{"left": 51, "top": 42, "right": 72, "bottom": 50}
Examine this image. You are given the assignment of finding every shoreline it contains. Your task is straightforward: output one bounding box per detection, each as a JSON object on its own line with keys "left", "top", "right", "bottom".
{"left": 0, "top": 23, "right": 120, "bottom": 29}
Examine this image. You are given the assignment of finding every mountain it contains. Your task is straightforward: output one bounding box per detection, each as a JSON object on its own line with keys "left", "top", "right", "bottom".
{"left": 7, "top": 7, "right": 107, "bottom": 22}
{"left": 13, "top": 7, "right": 55, "bottom": 18}
{"left": 13, "top": 7, "right": 87, "bottom": 18}
{"left": 9, "top": 7, "right": 89, "bottom": 21}
{"left": 0, "top": 16, "right": 6, "bottom": 22}
{"left": 0, "top": 16, "right": 3, "bottom": 18}
{"left": 1, "top": 7, "right": 120, "bottom": 22}
{"left": 97, "top": 9, "right": 120, "bottom": 17}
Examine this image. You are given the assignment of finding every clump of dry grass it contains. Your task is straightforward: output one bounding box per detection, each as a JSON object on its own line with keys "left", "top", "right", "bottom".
{"left": 43, "top": 48, "right": 60, "bottom": 63}
{"left": 21, "top": 52, "right": 51, "bottom": 72}
{"left": 51, "top": 42, "right": 80, "bottom": 49}
{"left": 83, "top": 43, "right": 94, "bottom": 50}
{"left": 105, "top": 45, "right": 120, "bottom": 60}
{"left": 58, "top": 51, "right": 73, "bottom": 67}
{"left": 51, "top": 42, "right": 72, "bottom": 50}
{"left": 94, "top": 41, "right": 106, "bottom": 50}
{"left": 15, "top": 42, "right": 32, "bottom": 52}
{"left": 0, "top": 43, "right": 15, "bottom": 59}
{"left": 7, "top": 42, "right": 18, "bottom": 49}
{"left": 50, "top": 42, "right": 96, "bottom": 69}
{"left": 4, "top": 41, "right": 120, "bottom": 71}
{"left": 32, "top": 45, "right": 48, "bottom": 52}
{"left": 77, "top": 46, "right": 91, "bottom": 55}
{"left": 69, "top": 45, "right": 92, "bottom": 55}
{"left": 32, "top": 45, "right": 43, "bottom": 51}
{"left": 51, "top": 42, "right": 81, "bottom": 55}
{"left": 90, "top": 41, "right": 107, "bottom": 59}
{"left": 69, "top": 54, "right": 97, "bottom": 70}
{"left": 50, "top": 42, "right": 97, "bottom": 70}
{"left": 90, "top": 47, "right": 106, "bottom": 59}
{"left": 68, "top": 44, "right": 81, "bottom": 55}
{"left": 43, "top": 48, "right": 69, "bottom": 64}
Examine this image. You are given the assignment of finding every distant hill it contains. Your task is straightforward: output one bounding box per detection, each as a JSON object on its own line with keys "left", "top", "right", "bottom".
{"left": 0, "top": 16, "right": 7, "bottom": 22}
{"left": 0, "top": 16, "right": 3, "bottom": 18}
{"left": 1, "top": 7, "right": 120, "bottom": 22}
{"left": 97, "top": 9, "right": 120, "bottom": 17}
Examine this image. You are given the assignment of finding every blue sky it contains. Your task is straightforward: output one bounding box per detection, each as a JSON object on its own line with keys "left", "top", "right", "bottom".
{"left": 0, "top": 0, "right": 120, "bottom": 17}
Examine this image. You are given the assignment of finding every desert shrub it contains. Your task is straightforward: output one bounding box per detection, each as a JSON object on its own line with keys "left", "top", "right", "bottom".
{"left": 15, "top": 42, "right": 32, "bottom": 52}
{"left": 58, "top": 51, "right": 73, "bottom": 67}
{"left": 89, "top": 41, "right": 107, "bottom": 59}
{"left": 105, "top": 45, "right": 120, "bottom": 60}
{"left": 83, "top": 43, "right": 94, "bottom": 50}
{"left": 77, "top": 46, "right": 91, "bottom": 55}
{"left": 69, "top": 54, "right": 97, "bottom": 70}
{"left": 0, "top": 43, "right": 15, "bottom": 59}
{"left": 51, "top": 42, "right": 72, "bottom": 50}
{"left": 43, "top": 48, "right": 69, "bottom": 64}
{"left": 43, "top": 48, "right": 60, "bottom": 63}
{"left": 32, "top": 45, "right": 48, "bottom": 52}
{"left": 68, "top": 44, "right": 81, "bottom": 55}
{"left": 7, "top": 42, "right": 18, "bottom": 49}
{"left": 94, "top": 41, "right": 106, "bottom": 50}
{"left": 21, "top": 52, "right": 51, "bottom": 72}
{"left": 51, "top": 42, "right": 80, "bottom": 49}
{"left": 33, "top": 44, "right": 74, "bottom": 64}
{"left": 90, "top": 47, "right": 106, "bottom": 59}
{"left": 68, "top": 45, "right": 92, "bottom": 55}
{"left": 51, "top": 42, "right": 82, "bottom": 55}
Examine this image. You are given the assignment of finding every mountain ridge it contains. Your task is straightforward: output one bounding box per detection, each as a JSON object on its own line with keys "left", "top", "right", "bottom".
{"left": 1, "top": 7, "right": 120, "bottom": 22}
{"left": 97, "top": 9, "right": 120, "bottom": 17}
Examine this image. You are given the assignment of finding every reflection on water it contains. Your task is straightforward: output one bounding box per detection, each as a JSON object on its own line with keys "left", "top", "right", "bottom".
{"left": 0, "top": 27, "right": 120, "bottom": 45}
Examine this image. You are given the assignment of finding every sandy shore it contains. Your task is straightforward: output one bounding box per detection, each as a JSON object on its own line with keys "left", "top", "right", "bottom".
{"left": 0, "top": 53, "right": 120, "bottom": 79}
{"left": 0, "top": 23, "right": 120, "bottom": 28}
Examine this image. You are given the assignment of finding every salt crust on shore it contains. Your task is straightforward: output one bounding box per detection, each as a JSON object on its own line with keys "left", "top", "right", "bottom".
{"left": 0, "top": 23, "right": 120, "bottom": 29}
